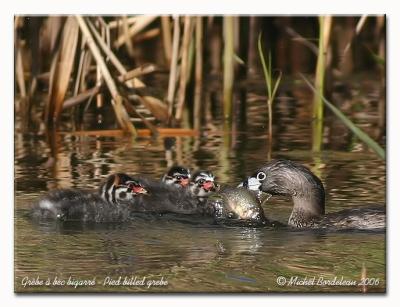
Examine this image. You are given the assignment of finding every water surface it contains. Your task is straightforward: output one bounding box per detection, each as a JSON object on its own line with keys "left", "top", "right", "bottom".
{"left": 14, "top": 75, "right": 386, "bottom": 293}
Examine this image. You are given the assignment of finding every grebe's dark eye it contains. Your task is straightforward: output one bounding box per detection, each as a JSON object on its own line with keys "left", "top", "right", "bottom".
{"left": 176, "top": 176, "right": 182, "bottom": 180}
{"left": 198, "top": 179, "right": 205, "bottom": 184}
{"left": 257, "top": 171, "right": 266, "bottom": 181}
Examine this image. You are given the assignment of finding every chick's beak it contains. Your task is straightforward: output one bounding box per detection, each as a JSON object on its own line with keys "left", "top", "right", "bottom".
{"left": 132, "top": 186, "right": 148, "bottom": 194}
{"left": 180, "top": 178, "right": 190, "bottom": 187}
{"left": 202, "top": 180, "right": 215, "bottom": 191}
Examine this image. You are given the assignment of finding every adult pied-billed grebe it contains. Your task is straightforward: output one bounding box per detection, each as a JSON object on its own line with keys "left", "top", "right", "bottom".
{"left": 240, "top": 159, "right": 385, "bottom": 230}
{"left": 31, "top": 173, "right": 148, "bottom": 222}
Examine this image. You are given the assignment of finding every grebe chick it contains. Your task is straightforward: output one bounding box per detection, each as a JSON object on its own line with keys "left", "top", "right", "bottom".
{"left": 128, "top": 177, "right": 202, "bottom": 215}
{"left": 189, "top": 170, "right": 220, "bottom": 201}
{"left": 162, "top": 166, "right": 191, "bottom": 188}
{"left": 128, "top": 169, "right": 219, "bottom": 215}
{"left": 31, "top": 173, "right": 147, "bottom": 222}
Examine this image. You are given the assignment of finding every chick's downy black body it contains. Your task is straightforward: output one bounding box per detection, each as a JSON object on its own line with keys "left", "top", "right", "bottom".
{"left": 31, "top": 189, "right": 130, "bottom": 222}
{"left": 129, "top": 177, "right": 206, "bottom": 215}
{"left": 31, "top": 173, "right": 147, "bottom": 222}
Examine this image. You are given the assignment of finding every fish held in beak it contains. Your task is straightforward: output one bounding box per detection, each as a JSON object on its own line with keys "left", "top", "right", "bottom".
{"left": 208, "top": 186, "right": 268, "bottom": 227}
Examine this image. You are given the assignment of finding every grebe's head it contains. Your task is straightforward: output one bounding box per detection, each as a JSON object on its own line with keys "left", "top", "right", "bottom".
{"left": 240, "top": 160, "right": 324, "bottom": 195}
{"left": 101, "top": 173, "right": 148, "bottom": 205}
{"left": 190, "top": 171, "right": 220, "bottom": 198}
{"left": 239, "top": 160, "right": 325, "bottom": 215}
{"left": 162, "top": 166, "right": 191, "bottom": 188}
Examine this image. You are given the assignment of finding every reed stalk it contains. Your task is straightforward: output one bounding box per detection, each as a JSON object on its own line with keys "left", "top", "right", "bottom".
{"left": 257, "top": 33, "right": 282, "bottom": 148}
{"left": 136, "top": 95, "right": 168, "bottom": 122}
{"left": 71, "top": 41, "right": 86, "bottom": 128}
{"left": 161, "top": 16, "right": 172, "bottom": 65}
{"left": 118, "top": 64, "right": 157, "bottom": 83}
{"left": 47, "top": 16, "right": 79, "bottom": 125}
{"left": 247, "top": 16, "right": 258, "bottom": 74}
{"left": 167, "top": 16, "right": 180, "bottom": 120}
{"left": 223, "top": 16, "right": 234, "bottom": 123}
{"left": 301, "top": 74, "right": 385, "bottom": 160}
{"left": 122, "top": 15, "right": 135, "bottom": 57}
{"left": 194, "top": 16, "right": 203, "bottom": 130}
{"left": 73, "top": 46, "right": 86, "bottom": 97}
{"left": 15, "top": 40, "right": 30, "bottom": 131}
{"left": 76, "top": 15, "right": 137, "bottom": 136}
{"left": 115, "top": 15, "right": 157, "bottom": 48}
{"left": 187, "top": 35, "right": 195, "bottom": 86}
{"left": 96, "top": 23, "right": 106, "bottom": 108}
{"left": 133, "top": 28, "right": 160, "bottom": 42}
{"left": 15, "top": 43, "right": 26, "bottom": 98}
{"left": 63, "top": 86, "right": 101, "bottom": 110}
{"left": 87, "top": 18, "right": 145, "bottom": 88}
{"left": 122, "top": 98, "right": 159, "bottom": 136}
{"left": 108, "top": 17, "right": 137, "bottom": 29}
{"left": 312, "top": 16, "right": 332, "bottom": 152}
{"left": 175, "top": 16, "right": 193, "bottom": 122}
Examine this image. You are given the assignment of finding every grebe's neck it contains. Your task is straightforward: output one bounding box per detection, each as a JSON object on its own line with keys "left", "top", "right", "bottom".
{"left": 289, "top": 189, "right": 325, "bottom": 227}
{"left": 250, "top": 160, "right": 326, "bottom": 227}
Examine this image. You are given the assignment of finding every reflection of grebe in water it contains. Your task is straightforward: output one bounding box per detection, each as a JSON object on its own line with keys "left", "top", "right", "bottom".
{"left": 240, "top": 160, "right": 385, "bottom": 230}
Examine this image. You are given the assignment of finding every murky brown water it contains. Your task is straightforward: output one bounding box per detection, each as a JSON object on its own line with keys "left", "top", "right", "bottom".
{"left": 14, "top": 74, "right": 386, "bottom": 293}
